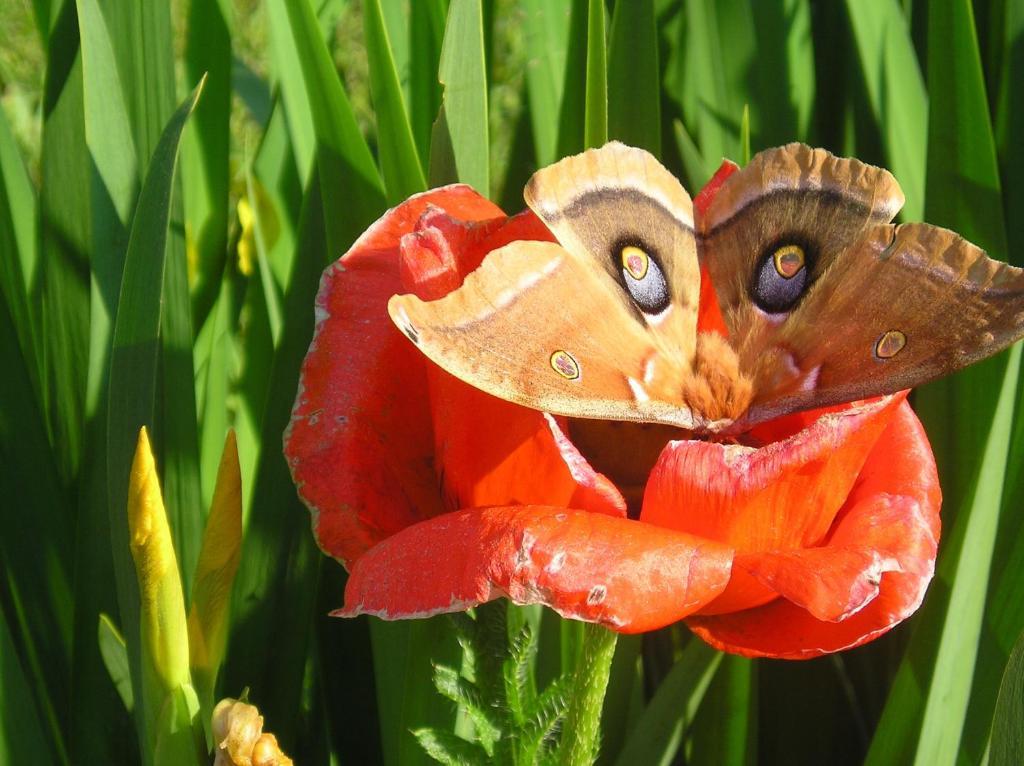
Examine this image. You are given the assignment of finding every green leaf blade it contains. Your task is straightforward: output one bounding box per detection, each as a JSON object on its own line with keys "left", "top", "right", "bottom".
{"left": 283, "top": 0, "right": 387, "bottom": 253}
{"left": 364, "top": 0, "right": 427, "bottom": 203}
{"left": 990, "top": 627, "right": 1024, "bottom": 765}
{"left": 583, "top": 0, "right": 607, "bottom": 150}
{"left": 615, "top": 639, "right": 721, "bottom": 766}
{"left": 844, "top": 0, "right": 928, "bottom": 220}
{"left": 867, "top": 2, "right": 1013, "bottom": 763}
{"left": 607, "top": 0, "right": 659, "bottom": 154}
{"left": 430, "top": 0, "right": 490, "bottom": 194}
{"left": 522, "top": 0, "right": 571, "bottom": 166}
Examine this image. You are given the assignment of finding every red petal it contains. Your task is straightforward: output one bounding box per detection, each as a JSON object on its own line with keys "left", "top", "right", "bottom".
{"left": 642, "top": 395, "right": 902, "bottom": 551}
{"left": 697, "top": 262, "right": 728, "bottom": 338}
{"left": 642, "top": 395, "right": 903, "bottom": 613}
{"left": 687, "top": 401, "right": 941, "bottom": 658}
{"left": 694, "top": 162, "right": 738, "bottom": 338}
{"left": 734, "top": 497, "right": 914, "bottom": 622}
{"left": 693, "top": 160, "right": 739, "bottom": 217}
{"left": 338, "top": 506, "right": 734, "bottom": 633}
{"left": 470, "top": 208, "right": 554, "bottom": 258}
{"left": 285, "top": 186, "right": 504, "bottom": 567}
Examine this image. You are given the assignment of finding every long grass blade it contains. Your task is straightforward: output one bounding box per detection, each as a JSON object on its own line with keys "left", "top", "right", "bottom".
{"left": 607, "top": 0, "right": 659, "bottom": 154}
{"left": 90, "top": 0, "right": 206, "bottom": 599}
{"left": 408, "top": 0, "right": 448, "bottom": 165}
{"left": 364, "top": 0, "right": 427, "bottom": 202}
{"left": 867, "top": 2, "right": 1012, "bottom": 762}
{"left": 283, "top": 0, "right": 386, "bottom": 254}
{"left": 380, "top": 0, "right": 410, "bottom": 101}
{"left": 244, "top": 163, "right": 284, "bottom": 344}
{"left": 995, "top": 0, "right": 1023, "bottom": 265}
{"left": 674, "top": 0, "right": 754, "bottom": 177}
{"left": 688, "top": 656, "right": 756, "bottom": 766}
{"left": 0, "top": 605, "right": 57, "bottom": 765}
{"left": 194, "top": 271, "right": 232, "bottom": 515}
{"left": 953, "top": 2, "right": 1024, "bottom": 756}
{"left": 0, "top": 289, "right": 73, "bottom": 766}
{"left": 749, "top": 0, "right": 815, "bottom": 145}
{"left": 583, "top": 0, "right": 607, "bottom": 150}
{"left": 989, "top": 627, "right": 1024, "bottom": 765}
{"left": 916, "top": 3, "right": 1019, "bottom": 760}
{"left": 38, "top": 0, "right": 91, "bottom": 484}
{"left": 843, "top": 0, "right": 927, "bottom": 220}
{"left": 181, "top": 0, "right": 232, "bottom": 326}
{"left": 230, "top": 104, "right": 303, "bottom": 512}
{"left": 614, "top": 640, "right": 721, "bottom": 766}
{"left": 556, "top": 0, "right": 589, "bottom": 158}
{"left": 265, "top": 0, "right": 315, "bottom": 185}
{"left": 522, "top": 0, "right": 570, "bottom": 167}
{"left": 0, "top": 103, "right": 39, "bottom": 380}
{"left": 430, "top": 0, "right": 490, "bottom": 193}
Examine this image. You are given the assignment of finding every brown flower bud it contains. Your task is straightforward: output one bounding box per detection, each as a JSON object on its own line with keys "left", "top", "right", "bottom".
{"left": 211, "top": 698, "right": 292, "bottom": 766}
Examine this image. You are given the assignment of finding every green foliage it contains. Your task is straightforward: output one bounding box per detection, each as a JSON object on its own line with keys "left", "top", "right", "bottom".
{"left": 430, "top": 0, "right": 490, "bottom": 191}
{"left": 0, "top": 1, "right": 1023, "bottom": 764}
{"left": 990, "top": 627, "right": 1024, "bottom": 765}
{"left": 614, "top": 638, "right": 721, "bottom": 766}
{"left": 416, "top": 604, "right": 571, "bottom": 765}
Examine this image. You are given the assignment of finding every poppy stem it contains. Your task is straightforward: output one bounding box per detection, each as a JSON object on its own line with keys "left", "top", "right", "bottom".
{"left": 558, "top": 621, "right": 618, "bottom": 766}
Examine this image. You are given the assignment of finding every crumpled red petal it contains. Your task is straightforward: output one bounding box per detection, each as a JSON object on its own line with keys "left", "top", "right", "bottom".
{"left": 642, "top": 394, "right": 903, "bottom": 549}
{"left": 337, "top": 506, "right": 734, "bottom": 633}
{"left": 687, "top": 401, "right": 940, "bottom": 658}
{"left": 641, "top": 395, "right": 904, "bottom": 616}
{"left": 285, "top": 186, "right": 505, "bottom": 567}
{"left": 399, "top": 209, "right": 626, "bottom": 517}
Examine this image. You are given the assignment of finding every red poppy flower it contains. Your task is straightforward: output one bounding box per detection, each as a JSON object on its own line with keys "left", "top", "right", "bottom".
{"left": 284, "top": 166, "right": 940, "bottom": 660}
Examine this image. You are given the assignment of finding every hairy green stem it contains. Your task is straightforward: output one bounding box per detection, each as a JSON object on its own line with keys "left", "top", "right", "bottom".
{"left": 558, "top": 621, "right": 618, "bottom": 766}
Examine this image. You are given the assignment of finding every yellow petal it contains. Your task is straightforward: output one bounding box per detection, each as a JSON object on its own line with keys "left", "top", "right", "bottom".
{"left": 188, "top": 430, "right": 242, "bottom": 705}
{"left": 128, "top": 428, "right": 192, "bottom": 746}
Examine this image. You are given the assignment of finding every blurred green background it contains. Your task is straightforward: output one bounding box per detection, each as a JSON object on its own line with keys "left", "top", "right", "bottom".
{"left": 1, "top": 0, "right": 1023, "bottom": 764}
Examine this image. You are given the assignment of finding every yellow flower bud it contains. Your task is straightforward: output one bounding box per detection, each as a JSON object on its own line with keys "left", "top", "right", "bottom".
{"left": 128, "top": 427, "right": 191, "bottom": 695}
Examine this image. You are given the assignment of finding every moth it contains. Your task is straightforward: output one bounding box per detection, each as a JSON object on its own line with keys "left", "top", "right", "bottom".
{"left": 389, "top": 142, "right": 1024, "bottom": 435}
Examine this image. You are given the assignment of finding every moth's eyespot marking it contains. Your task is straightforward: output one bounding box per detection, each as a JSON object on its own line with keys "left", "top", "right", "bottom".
{"left": 874, "top": 330, "right": 907, "bottom": 359}
{"left": 615, "top": 238, "right": 670, "bottom": 315}
{"left": 550, "top": 350, "right": 581, "bottom": 380}
{"left": 752, "top": 239, "right": 813, "bottom": 313}
{"left": 621, "top": 245, "right": 649, "bottom": 280}
{"left": 772, "top": 244, "right": 805, "bottom": 279}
